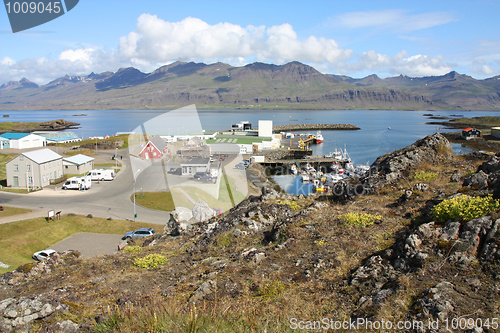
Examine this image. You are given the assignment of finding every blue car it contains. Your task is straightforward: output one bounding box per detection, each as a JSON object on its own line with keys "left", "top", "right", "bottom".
{"left": 122, "top": 228, "right": 155, "bottom": 240}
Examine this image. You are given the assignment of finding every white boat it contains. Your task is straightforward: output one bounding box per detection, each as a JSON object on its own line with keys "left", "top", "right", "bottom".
{"left": 290, "top": 164, "right": 298, "bottom": 175}
{"left": 325, "top": 172, "right": 343, "bottom": 184}
{"left": 300, "top": 173, "right": 310, "bottom": 182}
{"left": 354, "top": 164, "right": 370, "bottom": 176}
{"left": 315, "top": 131, "right": 324, "bottom": 143}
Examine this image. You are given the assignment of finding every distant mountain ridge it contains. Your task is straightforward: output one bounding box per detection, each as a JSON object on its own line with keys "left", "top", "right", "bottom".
{"left": 1, "top": 61, "right": 499, "bottom": 110}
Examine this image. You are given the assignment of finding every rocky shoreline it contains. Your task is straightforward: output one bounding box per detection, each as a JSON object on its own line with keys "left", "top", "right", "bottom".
{"left": 0, "top": 119, "right": 79, "bottom": 134}
{"left": 272, "top": 123, "right": 360, "bottom": 132}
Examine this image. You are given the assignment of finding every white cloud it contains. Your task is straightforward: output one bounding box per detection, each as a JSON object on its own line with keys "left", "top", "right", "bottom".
{"left": 332, "top": 9, "right": 456, "bottom": 33}
{"left": 339, "top": 50, "right": 453, "bottom": 77}
{"left": 118, "top": 15, "right": 352, "bottom": 66}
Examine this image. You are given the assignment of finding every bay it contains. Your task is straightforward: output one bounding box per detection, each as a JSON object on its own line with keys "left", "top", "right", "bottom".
{"left": 1, "top": 109, "right": 498, "bottom": 164}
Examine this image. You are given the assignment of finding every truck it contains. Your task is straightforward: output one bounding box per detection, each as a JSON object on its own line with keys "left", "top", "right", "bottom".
{"left": 86, "top": 169, "right": 115, "bottom": 181}
{"left": 62, "top": 176, "right": 92, "bottom": 190}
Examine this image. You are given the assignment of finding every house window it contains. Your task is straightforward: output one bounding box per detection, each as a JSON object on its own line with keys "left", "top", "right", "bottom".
{"left": 27, "top": 164, "right": 31, "bottom": 172}
{"left": 65, "top": 165, "right": 68, "bottom": 169}
{"left": 42, "top": 175, "right": 45, "bottom": 183}
{"left": 13, "top": 164, "right": 18, "bottom": 172}
{"left": 28, "top": 176, "right": 33, "bottom": 184}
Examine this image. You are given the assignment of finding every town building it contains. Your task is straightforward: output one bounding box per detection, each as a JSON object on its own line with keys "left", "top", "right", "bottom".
{"left": 0, "top": 133, "right": 46, "bottom": 149}
{"left": 139, "top": 135, "right": 167, "bottom": 159}
{"left": 6, "top": 148, "right": 63, "bottom": 189}
{"left": 0, "top": 137, "right": 9, "bottom": 149}
{"left": 62, "top": 154, "right": 95, "bottom": 175}
{"left": 231, "top": 121, "right": 252, "bottom": 131}
{"left": 180, "top": 158, "right": 210, "bottom": 176}
{"left": 33, "top": 131, "right": 81, "bottom": 144}
{"left": 461, "top": 127, "right": 481, "bottom": 140}
{"left": 258, "top": 120, "right": 273, "bottom": 138}
{"left": 491, "top": 127, "right": 500, "bottom": 139}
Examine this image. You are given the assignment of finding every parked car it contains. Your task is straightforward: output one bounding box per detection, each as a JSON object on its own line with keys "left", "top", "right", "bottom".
{"left": 168, "top": 167, "right": 181, "bottom": 175}
{"left": 32, "top": 249, "right": 57, "bottom": 261}
{"left": 234, "top": 163, "right": 246, "bottom": 169}
{"left": 194, "top": 172, "right": 212, "bottom": 180}
{"left": 122, "top": 228, "right": 155, "bottom": 240}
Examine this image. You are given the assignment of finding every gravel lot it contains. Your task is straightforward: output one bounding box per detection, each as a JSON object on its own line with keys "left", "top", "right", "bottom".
{"left": 50, "top": 233, "right": 122, "bottom": 257}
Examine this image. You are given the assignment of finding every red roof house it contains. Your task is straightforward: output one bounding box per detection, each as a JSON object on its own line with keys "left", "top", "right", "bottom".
{"left": 139, "top": 136, "right": 166, "bottom": 159}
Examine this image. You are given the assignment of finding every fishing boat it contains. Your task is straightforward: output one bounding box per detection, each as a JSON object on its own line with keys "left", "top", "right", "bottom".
{"left": 354, "top": 164, "right": 370, "bottom": 176}
{"left": 315, "top": 131, "right": 324, "bottom": 143}
{"left": 300, "top": 172, "right": 310, "bottom": 183}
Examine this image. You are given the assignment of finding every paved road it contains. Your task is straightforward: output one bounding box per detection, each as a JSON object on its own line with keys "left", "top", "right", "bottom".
{"left": 0, "top": 149, "right": 170, "bottom": 225}
{"left": 50, "top": 233, "right": 123, "bottom": 258}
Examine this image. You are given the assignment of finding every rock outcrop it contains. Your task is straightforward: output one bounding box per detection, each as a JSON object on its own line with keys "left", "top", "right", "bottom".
{"left": 463, "top": 152, "right": 500, "bottom": 198}
{"left": 367, "top": 133, "right": 452, "bottom": 187}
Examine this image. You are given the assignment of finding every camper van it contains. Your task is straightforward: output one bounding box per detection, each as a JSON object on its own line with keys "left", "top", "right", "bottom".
{"left": 62, "top": 176, "right": 92, "bottom": 190}
{"left": 86, "top": 169, "right": 115, "bottom": 181}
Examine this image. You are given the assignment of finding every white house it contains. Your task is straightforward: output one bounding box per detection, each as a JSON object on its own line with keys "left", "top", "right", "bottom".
{"left": 0, "top": 137, "right": 9, "bottom": 149}
{"left": 0, "top": 133, "right": 46, "bottom": 149}
{"left": 180, "top": 158, "right": 210, "bottom": 176}
{"left": 6, "top": 148, "right": 63, "bottom": 189}
{"left": 62, "top": 154, "right": 95, "bottom": 175}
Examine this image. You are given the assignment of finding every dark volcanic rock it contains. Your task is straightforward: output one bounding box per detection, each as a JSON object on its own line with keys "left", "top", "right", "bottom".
{"left": 367, "top": 133, "right": 452, "bottom": 188}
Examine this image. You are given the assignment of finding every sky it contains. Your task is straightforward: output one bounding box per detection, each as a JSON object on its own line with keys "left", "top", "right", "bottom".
{"left": 1, "top": 0, "right": 500, "bottom": 85}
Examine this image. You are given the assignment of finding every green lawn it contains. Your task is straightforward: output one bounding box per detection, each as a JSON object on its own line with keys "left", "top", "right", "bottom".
{"left": 0, "top": 215, "right": 159, "bottom": 274}
{"left": 134, "top": 191, "right": 176, "bottom": 211}
{"left": 0, "top": 206, "right": 32, "bottom": 218}
{"left": 448, "top": 116, "right": 500, "bottom": 128}
{"left": 206, "top": 134, "right": 269, "bottom": 145}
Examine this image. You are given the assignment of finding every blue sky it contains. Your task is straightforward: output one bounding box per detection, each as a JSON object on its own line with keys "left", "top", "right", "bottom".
{"left": 1, "top": 0, "right": 499, "bottom": 84}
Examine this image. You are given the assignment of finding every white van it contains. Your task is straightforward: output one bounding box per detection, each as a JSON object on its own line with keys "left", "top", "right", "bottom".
{"left": 86, "top": 169, "right": 115, "bottom": 181}
{"left": 62, "top": 176, "right": 92, "bottom": 190}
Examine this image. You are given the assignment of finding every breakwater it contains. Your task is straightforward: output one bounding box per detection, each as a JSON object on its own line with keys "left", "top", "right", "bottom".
{"left": 273, "top": 123, "right": 360, "bottom": 132}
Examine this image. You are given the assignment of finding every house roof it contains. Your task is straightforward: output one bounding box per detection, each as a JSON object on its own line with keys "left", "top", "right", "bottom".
{"left": 0, "top": 132, "right": 31, "bottom": 139}
{"left": 20, "top": 148, "right": 62, "bottom": 164}
{"left": 463, "top": 127, "right": 475, "bottom": 132}
{"left": 139, "top": 135, "right": 166, "bottom": 155}
{"left": 181, "top": 158, "right": 210, "bottom": 165}
{"left": 63, "top": 154, "right": 95, "bottom": 166}
{"left": 33, "top": 131, "right": 79, "bottom": 142}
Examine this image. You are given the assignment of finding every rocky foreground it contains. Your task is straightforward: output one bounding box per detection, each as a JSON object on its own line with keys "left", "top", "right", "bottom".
{"left": 1, "top": 133, "right": 500, "bottom": 332}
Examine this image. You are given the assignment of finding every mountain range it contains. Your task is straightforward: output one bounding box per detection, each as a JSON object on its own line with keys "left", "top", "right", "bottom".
{"left": 1, "top": 61, "right": 500, "bottom": 110}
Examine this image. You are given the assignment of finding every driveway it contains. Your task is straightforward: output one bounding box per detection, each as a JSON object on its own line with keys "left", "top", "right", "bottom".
{"left": 50, "top": 233, "right": 123, "bottom": 258}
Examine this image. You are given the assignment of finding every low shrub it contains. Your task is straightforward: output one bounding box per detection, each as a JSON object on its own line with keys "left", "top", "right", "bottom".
{"left": 413, "top": 171, "right": 437, "bottom": 182}
{"left": 276, "top": 200, "right": 301, "bottom": 211}
{"left": 133, "top": 254, "right": 166, "bottom": 269}
{"left": 432, "top": 194, "right": 500, "bottom": 223}
{"left": 257, "top": 280, "right": 286, "bottom": 300}
{"left": 339, "top": 212, "right": 382, "bottom": 227}
{"left": 123, "top": 245, "right": 142, "bottom": 253}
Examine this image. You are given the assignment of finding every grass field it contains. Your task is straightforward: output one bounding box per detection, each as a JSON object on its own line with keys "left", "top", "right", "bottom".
{"left": 0, "top": 206, "right": 32, "bottom": 218}
{"left": 0, "top": 215, "right": 159, "bottom": 274}
{"left": 448, "top": 116, "right": 500, "bottom": 128}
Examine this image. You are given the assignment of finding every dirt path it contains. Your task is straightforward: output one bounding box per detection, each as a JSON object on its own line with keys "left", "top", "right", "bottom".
{"left": 50, "top": 233, "right": 122, "bottom": 258}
